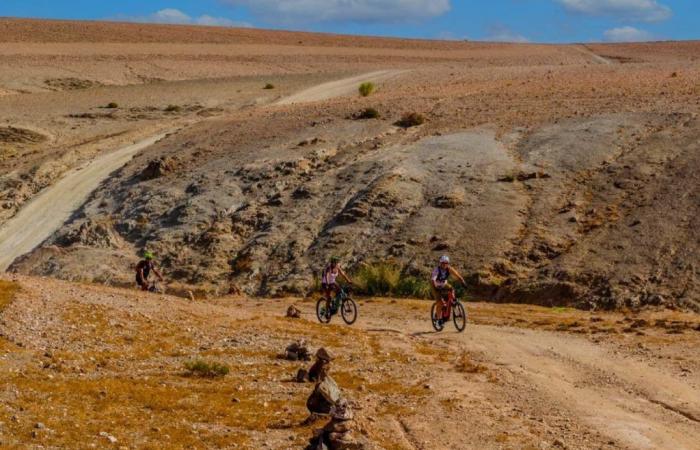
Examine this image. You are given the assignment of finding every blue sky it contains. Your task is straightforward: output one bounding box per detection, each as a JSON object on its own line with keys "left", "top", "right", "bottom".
{"left": 0, "top": 0, "right": 697, "bottom": 43}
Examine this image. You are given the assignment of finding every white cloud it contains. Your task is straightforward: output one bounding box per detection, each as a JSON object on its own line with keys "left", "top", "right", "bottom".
{"left": 556, "top": 0, "right": 672, "bottom": 22}
{"left": 483, "top": 25, "right": 530, "bottom": 43}
{"left": 120, "top": 8, "right": 252, "bottom": 28}
{"left": 603, "top": 26, "right": 654, "bottom": 42}
{"left": 222, "top": 0, "right": 450, "bottom": 24}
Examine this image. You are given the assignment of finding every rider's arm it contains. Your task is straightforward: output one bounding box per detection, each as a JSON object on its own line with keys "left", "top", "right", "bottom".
{"left": 431, "top": 268, "right": 439, "bottom": 288}
{"left": 449, "top": 266, "right": 467, "bottom": 287}
{"left": 153, "top": 266, "right": 164, "bottom": 282}
{"left": 338, "top": 266, "right": 353, "bottom": 285}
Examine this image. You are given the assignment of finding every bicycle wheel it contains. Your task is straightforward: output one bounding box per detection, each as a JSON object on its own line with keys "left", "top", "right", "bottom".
{"left": 341, "top": 297, "right": 358, "bottom": 325}
{"left": 453, "top": 301, "right": 467, "bottom": 332}
{"left": 430, "top": 302, "right": 444, "bottom": 332}
{"left": 316, "top": 298, "right": 332, "bottom": 324}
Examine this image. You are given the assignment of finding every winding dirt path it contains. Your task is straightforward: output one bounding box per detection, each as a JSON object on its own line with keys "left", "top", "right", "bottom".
{"left": 276, "top": 70, "right": 404, "bottom": 105}
{"left": 0, "top": 133, "right": 169, "bottom": 271}
{"left": 0, "top": 71, "right": 401, "bottom": 271}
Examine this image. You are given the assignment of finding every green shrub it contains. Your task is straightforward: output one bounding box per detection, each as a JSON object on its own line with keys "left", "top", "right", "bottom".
{"left": 353, "top": 263, "right": 401, "bottom": 296}
{"left": 184, "top": 360, "right": 230, "bottom": 378}
{"left": 357, "top": 108, "right": 380, "bottom": 120}
{"left": 164, "top": 105, "right": 182, "bottom": 113}
{"left": 358, "top": 82, "right": 376, "bottom": 97}
{"left": 106, "top": 102, "right": 119, "bottom": 109}
{"left": 396, "top": 276, "right": 433, "bottom": 299}
{"left": 395, "top": 112, "right": 425, "bottom": 128}
{"left": 352, "top": 263, "right": 433, "bottom": 299}
{"left": 263, "top": 83, "right": 275, "bottom": 90}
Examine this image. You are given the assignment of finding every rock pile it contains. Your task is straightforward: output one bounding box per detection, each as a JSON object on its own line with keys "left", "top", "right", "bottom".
{"left": 309, "top": 348, "right": 333, "bottom": 382}
{"left": 284, "top": 339, "right": 311, "bottom": 361}
{"left": 306, "top": 372, "right": 342, "bottom": 415}
{"left": 306, "top": 399, "right": 371, "bottom": 450}
{"left": 296, "top": 347, "right": 333, "bottom": 383}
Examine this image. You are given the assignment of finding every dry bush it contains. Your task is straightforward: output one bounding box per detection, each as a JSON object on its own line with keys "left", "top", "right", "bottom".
{"left": 356, "top": 107, "right": 380, "bottom": 120}
{"left": 184, "top": 360, "right": 230, "bottom": 378}
{"left": 395, "top": 112, "right": 425, "bottom": 128}
{"left": 359, "top": 82, "right": 376, "bottom": 97}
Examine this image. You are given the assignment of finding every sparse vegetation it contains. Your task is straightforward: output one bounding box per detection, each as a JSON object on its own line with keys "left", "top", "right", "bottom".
{"left": 395, "top": 112, "right": 425, "bottom": 128}
{"left": 359, "top": 82, "right": 376, "bottom": 97}
{"left": 164, "top": 104, "right": 182, "bottom": 113}
{"left": 353, "top": 263, "right": 432, "bottom": 298}
{"left": 184, "top": 359, "right": 230, "bottom": 378}
{"left": 263, "top": 83, "right": 275, "bottom": 90}
{"left": 356, "top": 107, "right": 381, "bottom": 120}
{"left": 0, "top": 280, "right": 20, "bottom": 312}
{"left": 105, "top": 102, "right": 119, "bottom": 109}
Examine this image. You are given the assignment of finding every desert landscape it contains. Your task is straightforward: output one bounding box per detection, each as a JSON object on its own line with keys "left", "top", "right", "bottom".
{"left": 0, "top": 17, "right": 699, "bottom": 449}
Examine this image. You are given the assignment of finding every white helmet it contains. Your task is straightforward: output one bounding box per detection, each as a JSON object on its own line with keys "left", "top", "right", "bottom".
{"left": 439, "top": 255, "right": 450, "bottom": 264}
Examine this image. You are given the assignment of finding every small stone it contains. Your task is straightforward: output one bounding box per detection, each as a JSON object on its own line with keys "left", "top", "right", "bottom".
{"left": 286, "top": 305, "right": 301, "bottom": 318}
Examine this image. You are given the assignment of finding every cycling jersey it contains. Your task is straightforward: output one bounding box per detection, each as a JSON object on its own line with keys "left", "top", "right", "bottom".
{"left": 432, "top": 266, "right": 450, "bottom": 287}
{"left": 322, "top": 265, "right": 340, "bottom": 286}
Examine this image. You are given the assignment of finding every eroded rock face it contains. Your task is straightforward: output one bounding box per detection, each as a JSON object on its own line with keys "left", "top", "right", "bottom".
{"left": 16, "top": 113, "right": 700, "bottom": 310}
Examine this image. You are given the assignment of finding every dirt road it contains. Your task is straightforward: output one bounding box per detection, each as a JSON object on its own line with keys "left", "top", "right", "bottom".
{"left": 0, "top": 133, "right": 169, "bottom": 271}
{"left": 356, "top": 307, "right": 700, "bottom": 450}
{"left": 275, "top": 70, "right": 404, "bottom": 105}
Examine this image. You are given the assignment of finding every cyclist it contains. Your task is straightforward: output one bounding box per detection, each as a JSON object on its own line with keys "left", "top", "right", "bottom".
{"left": 321, "top": 257, "right": 353, "bottom": 314}
{"left": 135, "top": 251, "right": 164, "bottom": 292}
{"left": 431, "top": 255, "right": 467, "bottom": 325}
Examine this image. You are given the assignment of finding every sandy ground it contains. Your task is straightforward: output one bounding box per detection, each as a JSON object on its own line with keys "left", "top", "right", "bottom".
{"left": 0, "top": 275, "right": 698, "bottom": 449}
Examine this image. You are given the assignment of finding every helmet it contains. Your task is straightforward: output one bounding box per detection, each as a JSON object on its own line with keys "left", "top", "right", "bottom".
{"left": 439, "top": 255, "right": 450, "bottom": 264}
{"left": 330, "top": 256, "right": 340, "bottom": 264}
{"left": 143, "top": 251, "right": 154, "bottom": 261}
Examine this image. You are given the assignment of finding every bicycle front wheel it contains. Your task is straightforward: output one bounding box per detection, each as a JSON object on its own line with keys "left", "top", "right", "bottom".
{"left": 453, "top": 302, "right": 467, "bottom": 332}
{"left": 341, "top": 298, "right": 358, "bottom": 325}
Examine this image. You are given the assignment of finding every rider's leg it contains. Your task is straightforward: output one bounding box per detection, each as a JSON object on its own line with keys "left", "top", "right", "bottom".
{"left": 432, "top": 286, "right": 444, "bottom": 321}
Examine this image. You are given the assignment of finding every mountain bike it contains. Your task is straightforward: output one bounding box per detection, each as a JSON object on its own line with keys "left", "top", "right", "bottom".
{"left": 431, "top": 292, "right": 467, "bottom": 332}
{"left": 316, "top": 286, "right": 358, "bottom": 325}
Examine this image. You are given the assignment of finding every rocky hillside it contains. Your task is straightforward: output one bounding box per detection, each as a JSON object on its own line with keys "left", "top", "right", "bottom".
{"left": 3, "top": 22, "right": 699, "bottom": 310}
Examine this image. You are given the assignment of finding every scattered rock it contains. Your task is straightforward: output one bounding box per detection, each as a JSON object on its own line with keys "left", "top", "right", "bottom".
{"left": 286, "top": 305, "right": 302, "bottom": 318}
{"left": 99, "top": 431, "right": 118, "bottom": 444}
{"left": 285, "top": 340, "right": 312, "bottom": 361}
{"left": 141, "top": 157, "right": 177, "bottom": 180}
{"left": 433, "top": 191, "right": 464, "bottom": 209}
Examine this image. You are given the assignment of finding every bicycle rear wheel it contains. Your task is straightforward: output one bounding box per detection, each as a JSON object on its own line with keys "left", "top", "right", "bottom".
{"left": 341, "top": 298, "right": 358, "bottom": 325}
{"left": 316, "top": 298, "right": 332, "bottom": 324}
{"left": 453, "top": 302, "right": 467, "bottom": 332}
{"left": 430, "top": 302, "right": 444, "bottom": 332}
